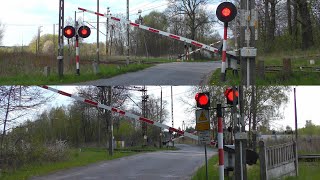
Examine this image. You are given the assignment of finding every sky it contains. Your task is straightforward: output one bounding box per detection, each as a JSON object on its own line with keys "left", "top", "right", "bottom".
{"left": 22, "top": 85, "right": 320, "bottom": 133}
{"left": 0, "top": 0, "right": 221, "bottom": 47}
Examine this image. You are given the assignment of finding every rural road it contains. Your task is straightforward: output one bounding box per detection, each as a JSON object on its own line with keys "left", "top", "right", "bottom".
{"left": 79, "top": 61, "right": 220, "bottom": 85}
{"left": 30, "top": 144, "right": 217, "bottom": 180}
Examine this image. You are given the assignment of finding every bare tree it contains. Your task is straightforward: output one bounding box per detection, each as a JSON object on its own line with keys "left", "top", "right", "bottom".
{"left": 166, "top": 0, "right": 213, "bottom": 40}
{"left": 0, "top": 86, "right": 50, "bottom": 157}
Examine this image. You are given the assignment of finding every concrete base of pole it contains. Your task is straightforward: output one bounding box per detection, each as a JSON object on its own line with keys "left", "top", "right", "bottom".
{"left": 44, "top": 66, "right": 50, "bottom": 77}
{"left": 58, "top": 59, "right": 63, "bottom": 77}
{"left": 92, "top": 62, "right": 99, "bottom": 74}
{"left": 220, "top": 73, "right": 226, "bottom": 82}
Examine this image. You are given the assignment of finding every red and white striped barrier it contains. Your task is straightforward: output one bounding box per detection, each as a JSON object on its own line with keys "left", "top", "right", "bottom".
{"left": 76, "top": 35, "right": 80, "bottom": 75}
{"left": 78, "top": 7, "right": 219, "bottom": 54}
{"left": 40, "top": 86, "right": 199, "bottom": 141}
{"left": 217, "top": 104, "right": 224, "bottom": 180}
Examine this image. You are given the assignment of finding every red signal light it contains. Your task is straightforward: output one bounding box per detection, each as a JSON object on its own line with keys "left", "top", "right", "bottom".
{"left": 63, "top": 26, "right": 75, "bottom": 38}
{"left": 195, "top": 92, "right": 210, "bottom": 109}
{"left": 224, "top": 88, "right": 239, "bottom": 105}
{"left": 222, "top": 7, "right": 231, "bottom": 17}
{"left": 198, "top": 94, "right": 209, "bottom": 106}
{"left": 216, "top": 2, "right": 237, "bottom": 23}
{"left": 78, "top": 26, "right": 91, "bottom": 38}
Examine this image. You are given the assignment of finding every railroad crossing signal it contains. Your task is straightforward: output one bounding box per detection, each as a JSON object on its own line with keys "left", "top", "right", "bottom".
{"left": 78, "top": 25, "right": 91, "bottom": 38}
{"left": 63, "top": 26, "right": 75, "bottom": 38}
{"left": 63, "top": 25, "right": 91, "bottom": 39}
{"left": 224, "top": 87, "right": 239, "bottom": 105}
{"left": 216, "top": 2, "right": 237, "bottom": 23}
{"left": 195, "top": 92, "right": 210, "bottom": 110}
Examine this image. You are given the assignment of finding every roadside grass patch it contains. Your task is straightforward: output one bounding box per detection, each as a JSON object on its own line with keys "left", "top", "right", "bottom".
{"left": 192, "top": 155, "right": 320, "bottom": 180}
{"left": 0, "top": 148, "right": 136, "bottom": 180}
{"left": 0, "top": 64, "right": 152, "bottom": 85}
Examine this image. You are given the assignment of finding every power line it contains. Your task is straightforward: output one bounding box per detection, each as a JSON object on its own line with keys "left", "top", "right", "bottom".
{"left": 130, "top": 0, "right": 164, "bottom": 13}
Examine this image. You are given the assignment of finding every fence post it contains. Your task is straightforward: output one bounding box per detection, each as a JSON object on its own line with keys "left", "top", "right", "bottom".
{"left": 293, "top": 141, "right": 298, "bottom": 177}
{"left": 259, "top": 141, "right": 268, "bottom": 180}
{"left": 257, "top": 60, "right": 265, "bottom": 79}
{"left": 282, "top": 58, "right": 292, "bottom": 79}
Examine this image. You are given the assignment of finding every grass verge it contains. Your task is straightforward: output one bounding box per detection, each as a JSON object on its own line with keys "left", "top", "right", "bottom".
{"left": 192, "top": 155, "right": 320, "bottom": 180}
{"left": 0, "top": 146, "right": 179, "bottom": 180}
{"left": 0, "top": 147, "right": 156, "bottom": 180}
{"left": 0, "top": 64, "right": 152, "bottom": 85}
{"left": 210, "top": 68, "right": 320, "bottom": 85}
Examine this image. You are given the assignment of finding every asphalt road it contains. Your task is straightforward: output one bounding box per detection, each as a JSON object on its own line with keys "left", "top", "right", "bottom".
{"left": 79, "top": 61, "right": 220, "bottom": 85}
{"left": 30, "top": 144, "right": 217, "bottom": 180}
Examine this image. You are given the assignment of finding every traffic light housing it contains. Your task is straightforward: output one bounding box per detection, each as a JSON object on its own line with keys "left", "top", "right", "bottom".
{"left": 216, "top": 2, "right": 237, "bottom": 23}
{"left": 224, "top": 87, "right": 239, "bottom": 105}
{"left": 195, "top": 92, "right": 210, "bottom": 110}
{"left": 78, "top": 26, "right": 91, "bottom": 38}
{"left": 63, "top": 26, "right": 76, "bottom": 38}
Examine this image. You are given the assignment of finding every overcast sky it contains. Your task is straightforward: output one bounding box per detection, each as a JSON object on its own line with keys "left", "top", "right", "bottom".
{"left": 34, "top": 86, "right": 320, "bottom": 133}
{"left": 1, "top": 0, "right": 222, "bottom": 46}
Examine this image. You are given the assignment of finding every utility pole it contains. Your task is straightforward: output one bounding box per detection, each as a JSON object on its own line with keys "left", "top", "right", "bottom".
{"left": 234, "top": 85, "right": 247, "bottom": 180}
{"left": 240, "top": 0, "right": 257, "bottom": 86}
{"left": 37, "top": 26, "right": 42, "bottom": 56}
{"left": 106, "top": 7, "right": 110, "bottom": 56}
{"left": 294, "top": 87, "right": 298, "bottom": 143}
{"left": 53, "top": 24, "right": 56, "bottom": 66}
{"left": 58, "top": 0, "right": 64, "bottom": 77}
{"left": 126, "top": 0, "right": 130, "bottom": 65}
{"left": 96, "top": 0, "right": 100, "bottom": 72}
{"left": 107, "top": 86, "right": 113, "bottom": 156}
{"left": 159, "top": 86, "right": 163, "bottom": 148}
{"left": 142, "top": 86, "right": 148, "bottom": 146}
{"left": 171, "top": 86, "right": 174, "bottom": 147}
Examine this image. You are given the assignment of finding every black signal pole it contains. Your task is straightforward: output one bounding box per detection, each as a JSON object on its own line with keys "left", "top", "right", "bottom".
{"left": 58, "top": 0, "right": 64, "bottom": 77}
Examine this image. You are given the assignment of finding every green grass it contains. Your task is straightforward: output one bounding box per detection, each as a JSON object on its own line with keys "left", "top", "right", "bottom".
{"left": 0, "top": 64, "right": 152, "bottom": 85}
{"left": 192, "top": 155, "right": 220, "bottom": 180}
{"left": 210, "top": 67, "right": 320, "bottom": 85}
{"left": 209, "top": 49, "right": 320, "bottom": 85}
{"left": 192, "top": 155, "right": 260, "bottom": 180}
{"left": 0, "top": 148, "right": 137, "bottom": 180}
{"left": 0, "top": 146, "right": 178, "bottom": 180}
{"left": 192, "top": 155, "right": 320, "bottom": 180}
{"left": 285, "top": 161, "right": 320, "bottom": 180}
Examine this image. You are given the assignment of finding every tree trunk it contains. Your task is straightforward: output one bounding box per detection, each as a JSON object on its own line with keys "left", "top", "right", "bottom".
{"left": 264, "top": 0, "right": 270, "bottom": 52}
{"left": 297, "top": 0, "right": 314, "bottom": 49}
{"left": 293, "top": 0, "right": 298, "bottom": 45}
{"left": 269, "top": 0, "right": 276, "bottom": 41}
{"left": 287, "top": 0, "right": 292, "bottom": 35}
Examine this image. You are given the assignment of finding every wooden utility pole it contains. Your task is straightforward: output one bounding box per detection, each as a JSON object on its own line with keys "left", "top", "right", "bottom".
{"left": 107, "top": 86, "right": 113, "bottom": 156}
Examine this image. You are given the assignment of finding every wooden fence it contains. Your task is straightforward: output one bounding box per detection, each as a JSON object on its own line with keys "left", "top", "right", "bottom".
{"left": 259, "top": 140, "right": 298, "bottom": 180}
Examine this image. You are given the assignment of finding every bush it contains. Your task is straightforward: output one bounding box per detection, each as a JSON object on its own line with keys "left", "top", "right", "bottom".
{"left": 44, "top": 140, "right": 69, "bottom": 162}
{"left": 0, "top": 139, "right": 70, "bottom": 171}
